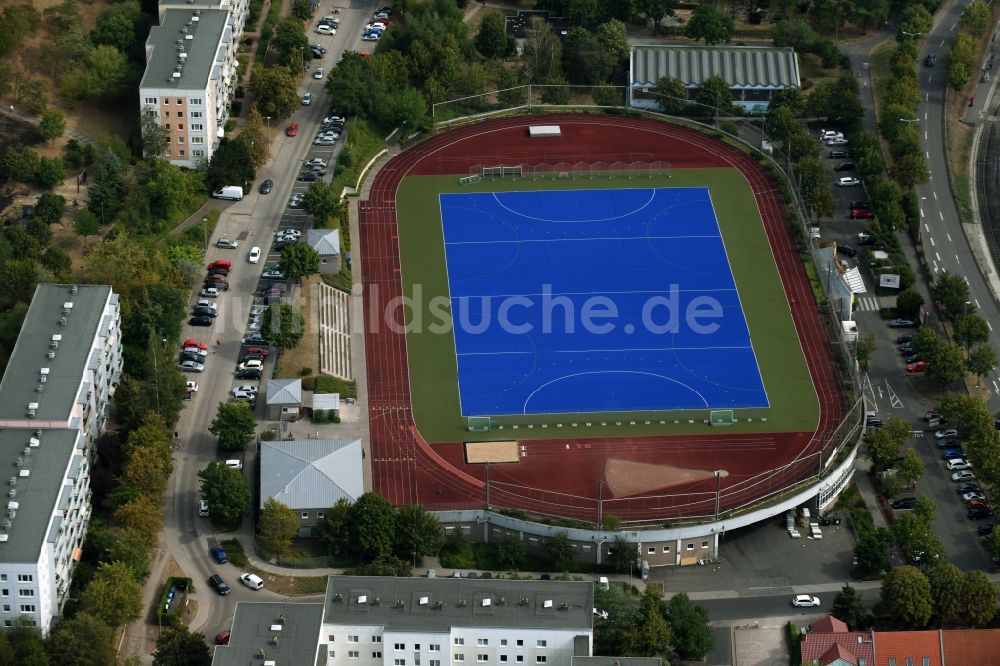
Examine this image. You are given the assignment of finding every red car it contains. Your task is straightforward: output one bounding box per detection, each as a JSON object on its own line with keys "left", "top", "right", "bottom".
{"left": 907, "top": 361, "right": 927, "bottom": 373}
{"left": 968, "top": 498, "right": 991, "bottom": 511}
{"left": 850, "top": 208, "right": 875, "bottom": 219}
{"left": 207, "top": 260, "right": 231, "bottom": 273}
{"left": 244, "top": 345, "right": 269, "bottom": 357}
{"left": 215, "top": 630, "right": 231, "bottom": 646}
{"left": 286, "top": 122, "right": 298, "bottom": 137}
{"left": 182, "top": 339, "right": 208, "bottom": 351}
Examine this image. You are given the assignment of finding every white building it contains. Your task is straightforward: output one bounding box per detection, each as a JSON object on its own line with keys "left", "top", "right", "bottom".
{"left": 212, "top": 577, "right": 595, "bottom": 666}
{"left": 139, "top": 0, "right": 246, "bottom": 167}
{"left": 0, "top": 284, "right": 121, "bottom": 633}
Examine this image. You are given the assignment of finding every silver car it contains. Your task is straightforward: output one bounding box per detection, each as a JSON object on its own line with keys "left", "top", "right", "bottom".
{"left": 177, "top": 359, "right": 205, "bottom": 373}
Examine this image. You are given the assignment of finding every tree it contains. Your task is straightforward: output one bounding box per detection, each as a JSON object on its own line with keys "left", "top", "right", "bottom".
{"left": 91, "top": 0, "right": 142, "bottom": 52}
{"left": 878, "top": 566, "right": 933, "bottom": 628}
{"left": 831, "top": 584, "right": 869, "bottom": 629}
{"left": 356, "top": 554, "right": 412, "bottom": 576}
{"left": 302, "top": 181, "right": 342, "bottom": 227}
{"left": 609, "top": 536, "right": 639, "bottom": 574}
{"left": 960, "top": 0, "right": 991, "bottom": 36}
{"left": 893, "top": 153, "right": 930, "bottom": 190}
{"left": 523, "top": 17, "right": 563, "bottom": 82}
{"left": 0, "top": 146, "right": 40, "bottom": 182}
{"left": 476, "top": 11, "right": 510, "bottom": 58}
{"left": 949, "top": 33, "right": 977, "bottom": 92}
{"left": 625, "top": 597, "right": 672, "bottom": 660}
{"left": 593, "top": 584, "right": 643, "bottom": 654}
{"left": 925, "top": 340, "right": 967, "bottom": 386}
{"left": 962, "top": 570, "right": 998, "bottom": 626}
{"left": 87, "top": 148, "right": 126, "bottom": 222}
{"left": 496, "top": 532, "right": 527, "bottom": 570}
{"left": 928, "top": 563, "right": 964, "bottom": 626}
{"left": 34, "top": 192, "right": 65, "bottom": 226}
{"left": 123, "top": 445, "right": 171, "bottom": 499}
{"left": 856, "top": 333, "right": 877, "bottom": 371}
{"left": 954, "top": 314, "right": 990, "bottom": 354}
{"left": 257, "top": 497, "right": 299, "bottom": 557}
{"left": 261, "top": 303, "right": 305, "bottom": 349}
{"left": 386, "top": 86, "right": 430, "bottom": 130}
{"left": 279, "top": 243, "right": 321, "bottom": 282}
{"left": 562, "top": 27, "right": 615, "bottom": 85}
{"left": 46, "top": 612, "right": 114, "bottom": 666}
{"left": 596, "top": 19, "right": 630, "bottom": 64}
{"left": 152, "top": 624, "right": 213, "bottom": 666}
{"left": 592, "top": 85, "right": 624, "bottom": 107}
{"left": 209, "top": 401, "right": 256, "bottom": 451}
{"left": 198, "top": 461, "right": 251, "bottom": 526}
{"left": 239, "top": 106, "right": 270, "bottom": 169}
{"left": 807, "top": 77, "right": 864, "bottom": 124}
{"left": 771, "top": 17, "right": 816, "bottom": 50}
{"left": 865, "top": 424, "right": 901, "bottom": 471}
{"left": 684, "top": 4, "right": 734, "bottom": 45}
{"left": 896, "top": 288, "right": 924, "bottom": 318}
{"left": 348, "top": 492, "right": 396, "bottom": 561}
{"left": 38, "top": 108, "right": 65, "bottom": 142}
{"left": 695, "top": 75, "right": 733, "bottom": 117}
{"left": 315, "top": 497, "right": 352, "bottom": 557}
{"left": 654, "top": 76, "right": 688, "bottom": 114}
{"left": 665, "top": 592, "right": 713, "bottom": 659}
{"left": 106, "top": 527, "right": 153, "bottom": 581}
{"left": 82, "top": 44, "right": 130, "bottom": 100}
{"left": 393, "top": 504, "right": 445, "bottom": 560}
{"left": 967, "top": 344, "right": 997, "bottom": 386}
{"left": 545, "top": 531, "right": 575, "bottom": 571}
{"left": 206, "top": 138, "right": 255, "bottom": 192}
{"left": 114, "top": 495, "right": 163, "bottom": 541}
{"left": 896, "top": 448, "right": 925, "bottom": 488}
{"left": 855, "top": 527, "right": 894, "bottom": 577}
{"left": 80, "top": 561, "right": 143, "bottom": 628}
{"left": 252, "top": 66, "right": 300, "bottom": 119}
{"left": 140, "top": 106, "right": 167, "bottom": 158}
{"left": 439, "top": 530, "right": 475, "bottom": 568}
{"left": 639, "top": 0, "right": 677, "bottom": 35}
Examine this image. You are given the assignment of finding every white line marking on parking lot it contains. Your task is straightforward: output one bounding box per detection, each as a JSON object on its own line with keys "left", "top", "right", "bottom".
{"left": 933, "top": 260, "right": 939, "bottom": 272}
{"left": 936, "top": 252, "right": 942, "bottom": 261}
{"left": 934, "top": 191, "right": 938, "bottom": 200}
{"left": 927, "top": 151, "right": 931, "bottom": 159}
{"left": 939, "top": 211, "right": 945, "bottom": 220}
{"left": 940, "top": 39, "right": 946, "bottom": 46}
{"left": 965, "top": 275, "right": 971, "bottom": 284}
{"left": 930, "top": 237, "right": 936, "bottom": 246}
{"left": 976, "top": 299, "right": 982, "bottom": 309}
{"left": 952, "top": 22, "right": 957, "bottom": 30}
{"left": 946, "top": 232, "right": 951, "bottom": 241}
{"left": 887, "top": 380, "right": 903, "bottom": 409}
{"left": 993, "top": 379, "right": 999, "bottom": 393}
{"left": 924, "top": 223, "right": 930, "bottom": 232}
{"left": 921, "top": 209, "right": 926, "bottom": 218}
{"left": 956, "top": 254, "right": 961, "bottom": 264}
{"left": 989, "top": 321, "right": 995, "bottom": 331}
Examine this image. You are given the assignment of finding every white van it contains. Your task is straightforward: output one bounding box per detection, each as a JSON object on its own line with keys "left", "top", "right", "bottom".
{"left": 212, "top": 186, "right": 244, "bottom": 201}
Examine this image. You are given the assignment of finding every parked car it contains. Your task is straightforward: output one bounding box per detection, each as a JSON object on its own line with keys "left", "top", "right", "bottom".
{"left": 892, "top": 497, "right": 917, "bottom": 509}
{"left": 208, "top": 575, "right": 231, "bottom": 596}
{"left": 305, "top": 158, "right": 328, "bottom": 167}
{"left": 277, "top": 228, "right": 302, "bottom": 239}
{"left": 226, "top": 459, "right": 243, "bottom": 470}
{"left": 298, "top": 170, "right": 319, "bottom": 181}
{"left": 313, "top": 68, "right": 325, "bottom": 79}
{"left": 834, "top": 161, "right": 856, "bottom": 172}
{"left": 216, "top": 238, "right": 238, "bottom": 249}
{"left": 946, "top": 458, "right": 973, "bottom": 470}
{"left": 189, "top": 315, "right": 213, "bottom": 326}
{"left": 262, "top": 268, "right": 286, "bottom": 280}
{"left": 317, "top": 24, "right": 335, "bottom": 34}
{"left": 837, "top": 176, "right": 861, "bottom": 187}
{"left": 897, "top": 335, "right": 914, "bottom": 344}
{"left": 203, "top": 279, "right": 228, "bottom": 291}
{"left": 826, "top": 137, "right": 849, "bottom": 146}
{"left": 178, "top": 359, "right": 205, "bottom": 372}
{"left": 215, "top": 631, "right": 231, "bottom": 646}
{"left": 906, "top": 361, "right": 927, "bottom": 373}
{"left": 963, "top": 491, "right": 987, "bottom": 502}
{"left": 958, "top": 483, "right": 981, "bottom": 495}
{"left": 302, "top": 92, "right": 312, "bottom": 105}
{"left": 952, "top": 470, "right": 977, "bottom": 482}
{"left": 186, "top": 381, "right": 199, "bottom": 393}
{"left": 286, "top": 122, "right": 299, "bottom": 137}
{"left": 850, "top": 208, "right": 875, "bottom": 219}
{"left": 978, "top": 524, "right": 994, "bottom": 537}
{"left": 236, "top": 368, "right": 262, "bottom": 380}
{"left": 249, "top": 247, "right": 261, "bottom": 263}
{"left": 259, "top": 179, "right": 273, "bottom": 194}
{"left": 857, "top": 232, "right": 875, "bottom": 245}
{"left": 970, "top": 507, "right": 993, "bottom": 519}
{"left": 240, "top": 573, "right": 264, "bottom": 590}
{"left": 836, "top": 244, "right": 857, "bottom": 257}
{"left": 829, "top": 150, "right": 851, "bottom": 159}
{"left": 201, "top": 287, "right": 220, "bottom": 298}
{"left": 210, "top": 546, "right": 228, "bottom": 563}
{"left": 193, "top": 306, "right": 218, "bottom": 318}
{"left": 243, "top": 333, "right": 270, "bottom": 345}
{"left": 936, "top": 428, "right": 960, "bottom": 439}
{"left": 244, "top": 346, "right": 269, "bottom": 357}
{"left": 792, "top": 594, "right": 821, "bottom": 607}
{"left": 889, "top": 318, "right": 917, "bottom": 328}
{"left": 942, "top": 448, "right": 967, "bottom": 460}
{"left": 232, "top": 390, "right": 256, "bottom": 403}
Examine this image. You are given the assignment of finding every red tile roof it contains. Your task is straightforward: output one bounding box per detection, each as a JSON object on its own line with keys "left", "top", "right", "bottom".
{"left": 873, "top": 630, "right": 941, "bottom": 666}
{"left": 801, "top": 629, "right": 873, "bottom": 665}
{"left": 821, "top": 642, "right": 860, "bottom": 665}
{"left": 813, "top": 616, "right": 850, "bottom": 634}
{"left": 942, "top": 628, "right": 1000, "bottom": 666}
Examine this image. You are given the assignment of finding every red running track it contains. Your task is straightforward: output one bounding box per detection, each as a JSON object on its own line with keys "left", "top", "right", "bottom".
{"left": 359, "top": 115, "right": 847, "bottom": 523}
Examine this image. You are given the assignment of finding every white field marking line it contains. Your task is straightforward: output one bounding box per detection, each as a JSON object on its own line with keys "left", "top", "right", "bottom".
{"left": 444, "top": 234, "right": 719, "bottom": 245}
{"left": 456, "top": 345, "right": 756, "bottom": 356}
{"left": 924, "top": 223, "right": 930, "bottom": 232}
{"left": 490, "top": 188, "right": 657, "bottom": 224}
{"left": 930, "top": 237, "right": 936, "bottom": 247}
{"left": 927, "top": 151, "right": 931, "bottom": 159}
{"left": 925, "top": 131, "right": 929, "bottom": 140}
{"left": 521, "top": 370, "right": 711, "bottom": 413}
{"left": 965, "top": 275, "right": 971, "bottom": 284}
{"left": 451, "top": 287, "right": 739, "bottom": 299}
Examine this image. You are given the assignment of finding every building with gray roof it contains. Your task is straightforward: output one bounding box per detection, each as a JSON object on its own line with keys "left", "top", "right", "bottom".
{"left": 139, "top": 5, "right": 243, "bottom": 167}
{"left": 0, "top": 284, "right": 119, "bottom": 633}
{"left": 265, "top": 377, "right": 302, "bottom": 420}
{"left": 212, "top": 602, "right": 324, "bottom": 666}
{"left": 629, "top": 45, "right": 801, "bottom": 113}
{"left": 307, "top": 230, "right": 342, "bottom": 274}
{"left": 260, "top": 439, "right": 363, "bottom": 536}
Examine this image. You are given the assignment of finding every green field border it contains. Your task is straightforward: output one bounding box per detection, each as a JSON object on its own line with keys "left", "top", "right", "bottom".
{"left": 394, "top": 169, "right": 818, "bottom": 443}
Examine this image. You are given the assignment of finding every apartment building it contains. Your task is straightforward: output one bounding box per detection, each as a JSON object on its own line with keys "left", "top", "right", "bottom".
{"left": 0, "top": 284, "right": 122, "bottom": 633}
{"left": 213, "top": 577, "right": 596, "bottom": 666}
{"left": 139, "top": 3, "right": 244, "bottom": 167}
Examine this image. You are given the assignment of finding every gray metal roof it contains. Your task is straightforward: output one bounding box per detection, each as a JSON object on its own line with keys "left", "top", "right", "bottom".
{"left": 0, "top": 428, "right": 79, "bottom": 563}
{"left": 259, "top": 439, "right": 363, "bottom": 510}
{"left": 0, "top": 284, "right": 112, "bottom": 422}
{"left": 312, "top": 393, "right": 339, "bottom": 411}
{"left": 265, "top": 378, "right": 302, "bottom": 406}
{"left": 212, "top": 602, "right": 324, "bottom": 666}
{"left": 141, "top": 8, "right": 229, "bottom": 90}
{"left": 631, "top": 45, "right": 800, "bottom": 90}
{"left": 323, "top": 576, "right": 594, "bottom": 633}
{"left": 307, "top": 229, "right": 341, "bottom": 256}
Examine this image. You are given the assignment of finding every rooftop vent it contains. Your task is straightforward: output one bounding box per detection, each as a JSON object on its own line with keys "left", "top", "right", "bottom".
{"left": 62, "top": 302, "right": 73, "bottom": 315}
{"left": 0, "top": 534, "right": 9, "bottom": 542}
{"left": 357, "top": 595, "right": 367, "bottom": 604}
{"left": 14, "top": 458, "right": 22, "bottom": 468}
{"left": 481, "top": 598, "right": 491, "bottom": 607}
{"left": 418, "top": 596, "right": 429, "bottom": 606}
{"left": 543, "top": 599, "right": 553, "bottom": 609}
{"left": 58, "top": 317, "right": 66, "bottom": 327}
{"left": 22, "top": 448, "right": 29, "bottom": 457}
{"left": 70, "top": 285, "right": 78, "bottom": 295}
{"left": 26, "top": 403, "right": 36, "bottom": 418}
{"left": 497, "top": 597, "right": 505, "bottom": 605}
{"left": 559, "top": 602, "right": 568, "bottom": 610}
{"left": 333, "top": 592, "right": 343, "bottom": 602}
{"left": 29, "top": 437, "right": 39, "bottom": 448}
{"left": 270, "top": 624, "right": 282, "bottom": 632}
{"left": 8, "top": 502, "right": 18, "bottom": 512}
{"left": 7, "top": 490, "right": 13, "bottom": 499}
{"left": 39, "top": 368, "right": 48, "bottom": 382}
{"left": 1, "top": 522, "right": 10, "bottom": 531}
{"left": 51, "top": 334, "right": 61, "bottom": 348}
{"left": 8, "top": 478, "right": 15, "bottom": 487}
{"left": 195, "top": 9, "right": 200, "bottom": 15}
{"left": 192, "top": 14, "right": 200, "bottom": 21}
{"left": 173, "top": 72, "right": 181, "bottom": 79}
{"left": 47, "top": 351, "right": 55, "bottom": 360}
{"left": 34, "top": 385, "right": 43, "bottom": 393}
{"left": 270, "top": 636, "right": 278, "bottom": 646}
{"left": 458, "top": 599, "right": 467, "bottom": 607}
{"left": 434, "top": 600, "right": 443, "bottom": 609}
{"left": 185, "top": 34, "right": 193, "bottom": 40}
{"left": 18, "top": 470, "right": 29, "bottom": 478}
{"left": 395, "top": 599, "right": 405, "bottom": 609}
{"left": 520, "top": 597, "right": 530, "bottom": 606}
{"left": 372, "top": 597, "right": 380, "bottom": 606}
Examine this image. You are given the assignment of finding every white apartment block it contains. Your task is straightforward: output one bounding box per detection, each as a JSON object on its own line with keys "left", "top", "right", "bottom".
{"left": 140, "top": 0, "right": 247, "bottom": 167}
{"left": 212, "top": 578, "right": 596, "bottom": 666}
{"left": 0, "top": 284, "right": 122, "bottom": 633}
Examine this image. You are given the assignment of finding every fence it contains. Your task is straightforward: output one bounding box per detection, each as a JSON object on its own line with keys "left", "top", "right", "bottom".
{"left": 466, "top": 160, "right": 672, "bottom": 182}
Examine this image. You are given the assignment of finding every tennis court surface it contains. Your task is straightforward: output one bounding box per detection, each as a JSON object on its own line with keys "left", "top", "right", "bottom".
{"left": 439, "top": 187, "right": 769, "bottom": 416}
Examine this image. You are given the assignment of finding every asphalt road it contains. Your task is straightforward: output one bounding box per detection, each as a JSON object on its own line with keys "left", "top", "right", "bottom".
{"left": 142, "top": 0, "right": 385, "bottom": 648}
{"left": 698, "top": 586, "right": 880, "bottom": 622}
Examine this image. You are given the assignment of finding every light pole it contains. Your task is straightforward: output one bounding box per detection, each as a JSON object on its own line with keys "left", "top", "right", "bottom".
{"left": 899, "top": 117, "right": 920, "bottom": 124}
{"left": 265, "top": 116, "right": 271, "bottom": 143}
{"left": 202, "top": 216, "right": 208, "bottom": 252}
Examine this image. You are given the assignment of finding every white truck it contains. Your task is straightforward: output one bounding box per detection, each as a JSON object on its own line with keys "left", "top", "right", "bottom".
{"left": 212, "top": 185, "right": 244, "bottom": 201}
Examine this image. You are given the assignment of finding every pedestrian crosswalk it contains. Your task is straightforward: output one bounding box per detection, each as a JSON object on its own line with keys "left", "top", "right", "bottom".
{"left": 856, "top": 296, "right": 882, "bottom": 312}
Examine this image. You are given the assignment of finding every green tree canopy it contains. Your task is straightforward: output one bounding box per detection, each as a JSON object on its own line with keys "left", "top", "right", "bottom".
{"left": 46, "top": 612, "right": 114, "bottom": 666}
{"left": 475, "top": 11, "right": 510, "bottom": 58}
{"left": 684, "top": 4, "right": 734, "bottom": 44}
{"left": 496, "top": 532, "right": 527, "bottom": 570}
{"left": 279, "top": 243, "right": 321, "bottom": 283}
{"left": 393, "top": 504, "right": 445, "bottom": 561}
{"left": 695, "top": 75, "right": 733, "bottom": 116}
{"left": 80, "top": 561, "right": 143, "bottom": 628}
{"left": 205, "top": 138, "right": 255, "bottom": 192}
{"left": 252, "top": 66, "right": 300, "bottom": 119}
{"left": 38, "top": 108, "right": 65, "bottom": 142}
{"left": 831, "top": 584, "right": 869, "bottom": 629}
{"left": 152, "top": 624, "right": 213, "bottom": 666}
{"left": 654, "top": 76, "right": 688, "bottom": 114}
{"left": 545, "top": 531, "right": 575, "bottom": 571}
{"left": 962, "top": 570, "right": 999, "bottom": 626}
{"left": 198, "top": 460, "right": 251, "bottom": 526}
{"left": 928, "top": 563, "right": 964, "bottom": 626}
{"left": 315, "top": 497, "right": 352, "bottom": 558}
{"left": 878, "top": 565, "right": 933, "bottom": 628}
{"left": 348, "top": 492, "right": 396, "bottom": 561}
{"left": 209, "top": 401, "right": 256, "bottom": 451}
{"left": 261, "top": 303, "right": 305, "bottom": 349}
{"left": 665, "top": 591, "right": 714, "bottom": 659}
{"left": 257, "top": 497, "right": 299, "bottom": 557}
{"left": 562, "top": 27, "right": 615, "bottom": 85}
{"left": 771, "top": 17, "right": 816, "bottom": 50}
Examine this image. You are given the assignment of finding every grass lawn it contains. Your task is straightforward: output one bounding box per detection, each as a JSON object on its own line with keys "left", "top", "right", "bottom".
{"left": 394, "top": 169, "right": 819, "bottom": 443}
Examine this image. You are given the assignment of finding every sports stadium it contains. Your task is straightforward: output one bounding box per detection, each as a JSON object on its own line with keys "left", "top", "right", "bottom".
{"left": 359, "top": 113, "right": 859, "bottom": 533}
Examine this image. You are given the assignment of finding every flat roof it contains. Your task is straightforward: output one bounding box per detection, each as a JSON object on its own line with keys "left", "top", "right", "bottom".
{"left": 0, "top": 284, "right": 111, "bottom": 422}
{"left": 0, "top": 428, "right": 79, "bottom": 562}
{"left": 631, "top": 44, "right": 801, "bottom": 90}
{"left": 212, "top": 602, "right": 324, "bottom": 666}
{"left": 324, "top": 576, "right": 594, "bottom": 632}
{"left": 141, "top": 8, "right": 229, "bottom": 91}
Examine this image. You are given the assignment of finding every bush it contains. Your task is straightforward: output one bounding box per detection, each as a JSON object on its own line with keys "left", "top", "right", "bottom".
{"left": 439, "top": 533, "right": 475, "bottom": 568}
{"left": 220, "top": 539, "right": 248, "bottom": 567}
{"left": 300, "top": 366, "right": 312, "bottom": 376}
{"left": 231, "top": 100, "right": 243, "bottom": 116}
{"left": 156, "top": 577, "right": 192, "bottom": 628}
{"left": 224, "top": 119, "right": 237, "bottom": 133}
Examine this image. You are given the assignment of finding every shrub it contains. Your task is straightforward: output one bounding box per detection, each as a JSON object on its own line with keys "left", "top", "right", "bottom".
{"left": 300, "top": 366, "right": 312, "bottom": 376}
{"left": 220, "top": 539, "right": 249, "bottom": 567}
